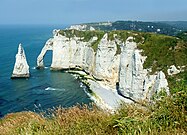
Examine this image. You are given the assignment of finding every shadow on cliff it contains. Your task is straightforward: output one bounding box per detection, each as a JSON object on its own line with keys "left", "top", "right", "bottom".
{"left": 116, "top": 82, "right": 137, "bottom": 103}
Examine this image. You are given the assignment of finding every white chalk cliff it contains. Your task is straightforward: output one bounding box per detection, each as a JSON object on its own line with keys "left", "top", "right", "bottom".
{"left": 94, "top": 33, "right": 120, "bottom": 86}
{"left": 68, "top": 24, "right": 95, "bottom": 31}
{"left": 37, "top": 30, "right": 169, "bottom": 101}
{"left": 119, "top": 37, "right": 169, "bottom": 100}
{"left": 37, "top": 30, "right": 97, "bottom": 72}
{"left": 11, "top": 44, "right": 30, "bottom": 78}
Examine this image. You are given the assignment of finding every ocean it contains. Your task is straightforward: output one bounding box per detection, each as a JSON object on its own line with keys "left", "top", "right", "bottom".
{"left": 0, "top": 25, "right": 91, "bottom": 117}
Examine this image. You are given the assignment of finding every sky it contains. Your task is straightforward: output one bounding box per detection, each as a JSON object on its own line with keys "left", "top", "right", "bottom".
{"left": 0, "top": 0, "right": 187, "bottom": 25}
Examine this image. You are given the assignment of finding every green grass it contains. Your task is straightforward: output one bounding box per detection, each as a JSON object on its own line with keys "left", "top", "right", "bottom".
{"left": 137, "top": 34, "right": 187, "bottom": 73}
{"left": 91, "top": 32, "right": 105, "bottom": 52}
{"left": 0, "top": 82, "right": 186, "bottom": 135}
{"left": 177, "top": 31, "right": 187, "bottom": 42}
{"left": 136, "top": 33, "right": 187, "bottom": 87}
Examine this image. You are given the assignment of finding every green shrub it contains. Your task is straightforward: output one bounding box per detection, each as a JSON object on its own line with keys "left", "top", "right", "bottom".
{"left": 112, "top": 82, "right": 187, "bottom": 134}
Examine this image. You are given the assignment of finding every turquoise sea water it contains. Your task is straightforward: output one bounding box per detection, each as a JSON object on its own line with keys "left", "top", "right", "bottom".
{"left": 0, "top": 25, "right": 91, "bottom": 117}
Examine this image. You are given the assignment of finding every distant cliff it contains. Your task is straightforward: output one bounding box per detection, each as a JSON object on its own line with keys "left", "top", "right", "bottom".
{"left": 67, "top": 21, "right": 187, "bottom": 36}
{"left": 37, "top": 29, "right": 187, "bottom": 101}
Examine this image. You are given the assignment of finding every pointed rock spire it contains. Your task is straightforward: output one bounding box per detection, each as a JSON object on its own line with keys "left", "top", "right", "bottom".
{"left": 11, "top": 43, "right": 30, "bottom": 78}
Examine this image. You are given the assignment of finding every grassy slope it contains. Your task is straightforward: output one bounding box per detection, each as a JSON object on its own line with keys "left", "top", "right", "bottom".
{"left": 0, "top": 83, "right": 186, "bottom": 135}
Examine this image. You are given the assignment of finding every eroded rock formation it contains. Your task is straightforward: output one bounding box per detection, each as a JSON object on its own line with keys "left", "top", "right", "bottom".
{"left": 37, "top": 38, "right": 53, "bottom": 68}
{"left": 119, "top": 37, "right": 169, "bottom": 100}
{"left": 37, "top": 30, "right": 169, "bottom": 101}
{"left": 11, "top": 44, "right": 30, "bottom": 78}
{"left": 37, "top": 31, "right": 97, "bottom": 71}
{"left": 94, "top": 34, "right": 120, "bottom": 85}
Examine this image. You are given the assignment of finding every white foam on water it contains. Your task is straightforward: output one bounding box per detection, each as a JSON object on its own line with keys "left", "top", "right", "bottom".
{"left": 31, "top": 66, "right": 49, "bottom": 70}
{"left": 45, "top": 87, "right": 65, "bottom": 91}
{"left": 80, "top": 82, "right": 83, "bottom": 87}
{"left": 32, "top": 67, "right": 36, "bottom": 70}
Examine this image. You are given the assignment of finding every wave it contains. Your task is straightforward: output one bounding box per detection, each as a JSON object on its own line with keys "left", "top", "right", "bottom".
{"left": 31, "top": 66, "right": 49, "bottom": 70}
{"left": 79, "top": 82, "right": 87, "bottom": 90}
{"left": 80, "top": 82, "right": 83, "bottom": 87}
{"left": 31, "top": 67, "right": 36, "bottom": 70}
{"left": 45, "top": 87, "right": 65, "bottom": 91}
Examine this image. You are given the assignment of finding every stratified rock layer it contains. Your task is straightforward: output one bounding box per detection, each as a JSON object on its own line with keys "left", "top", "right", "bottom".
{"left": 11, "top": 44, "right": 30, "bottom": 78}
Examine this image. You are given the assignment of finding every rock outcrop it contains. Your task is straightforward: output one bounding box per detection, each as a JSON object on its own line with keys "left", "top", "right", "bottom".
{"left": 11, "top": 44, "right": 30, "bottom": 78}
{"left": 37, "top": 30, "right": 97, "bottom": 71}
{"left": 37, "top": 30, "right": 170, "bottom": 101}
{"left": 167, "top": 65, "right": 180, "bottom": 75}
{"left": 119, "top": 37, "right": 147, "bottom": 100}
{"left": 94, "top": 34, "right": 120, "bottom": 85}
{"left": 119, "top": 37, "right": 169, "bottom": 100}
{"left": 37, "top": 38, "right": 53, "bottom": 68}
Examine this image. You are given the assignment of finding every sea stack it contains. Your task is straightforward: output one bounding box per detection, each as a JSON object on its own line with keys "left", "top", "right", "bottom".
{"left": 11, "top": 43, "right": 30, "bottom": 78}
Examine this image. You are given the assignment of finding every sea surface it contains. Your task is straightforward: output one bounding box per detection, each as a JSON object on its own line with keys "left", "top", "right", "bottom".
{"left": 0, "top": 25, "right": 91, "bottom": 117}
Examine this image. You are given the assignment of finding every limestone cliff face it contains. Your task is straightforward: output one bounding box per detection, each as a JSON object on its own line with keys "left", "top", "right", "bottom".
{"left": 119, "top": 37, "right": 147, "bottom": 99}
{"left": 37, "top": 38, "right": 53, "bottom": 68}
{"left": 82, "top": 46, "right": 95, "bottom": 74}
{"left": 37, "top": 30, "right": 169, "bottom": 101}
{"left": 37, "top": 31, "right": 97, "bottom": 71}
{"left": 119, "top": 37, "right": 169, "bottom": 100}
{"left": 94, "top": 34, "right": 120, "bottom": 86}
{"left": 11, "top": 44, "right": 30, "bottom": 78}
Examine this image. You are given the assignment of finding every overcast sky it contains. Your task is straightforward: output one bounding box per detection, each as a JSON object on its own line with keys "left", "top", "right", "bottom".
{"left": 0, "top": 0, "right": 187, "bottom": 25}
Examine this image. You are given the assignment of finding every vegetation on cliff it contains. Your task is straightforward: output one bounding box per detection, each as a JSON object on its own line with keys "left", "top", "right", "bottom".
{"left": 0, "top": 82, "right": 186, "bottom": 135}
{"left": 177, "top": 31, "right": 187, "bottom": 42}
{"left": 138, "top": 34, "right": 187, "bottom": 73}
{"left": 59, "top": 29, "right": 105, "bottom": 42}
